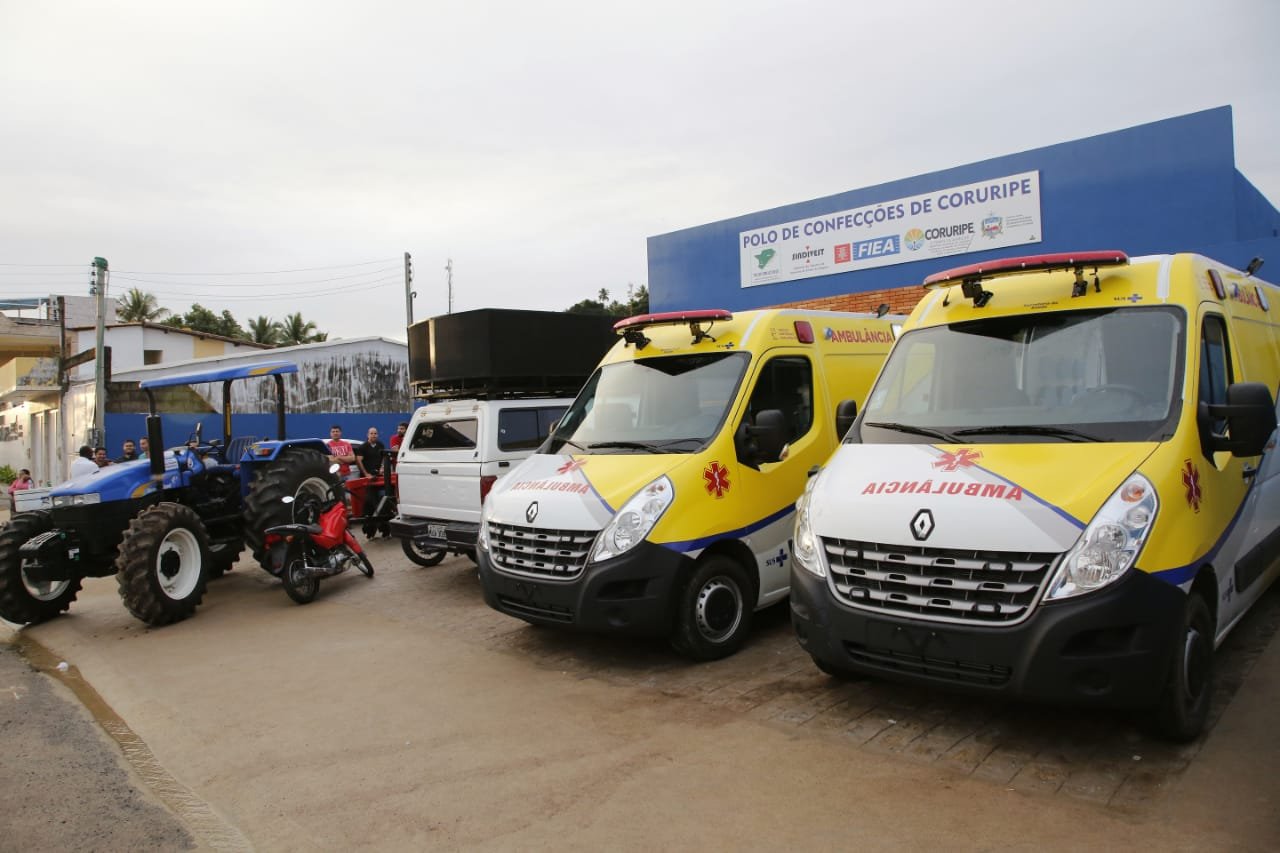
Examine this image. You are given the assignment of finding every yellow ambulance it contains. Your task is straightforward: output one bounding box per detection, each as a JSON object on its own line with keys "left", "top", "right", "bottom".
{"left": 476, "top": 308, "right": 902, "bottom": 659}
{"left": 791, "top": 251, "right": 1280, "bottom": 739}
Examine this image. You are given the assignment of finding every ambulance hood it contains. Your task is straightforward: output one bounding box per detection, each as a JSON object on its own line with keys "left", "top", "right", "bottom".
{"left": 486, "top": 452, "right": 691, "bottom": 530}
{"left": 811, "top": 442, "right": 1159, "bottom": 553}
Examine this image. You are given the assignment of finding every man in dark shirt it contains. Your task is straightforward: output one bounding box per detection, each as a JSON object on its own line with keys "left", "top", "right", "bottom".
{"left": 116, "top": 439, "right": 139, "bottom": 463}
{"left": 356, "top": 427, "right": 390, "bottom": 538}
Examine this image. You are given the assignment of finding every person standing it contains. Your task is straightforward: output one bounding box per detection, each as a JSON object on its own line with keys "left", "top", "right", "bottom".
{"left": 356, "top": 427, "right": 391, "bottom": 537}
{"left": 8, "top": 468, "right": 33, "bottom": 511}
{"left": 389, "top": 421, "right": 408, "bottom": 452}
{"left": 116, "top": 439, "right": 139, "bottom": 462}
{"left": 326, "top": 425, "right": 356, "bottom": 480}
{"left": 93, "top": 447, "right": 112, "bottom": 468}
{"left": 70, "top": 446, "right": 98, "bottom": 478}
{"left": 138, "top": 436, "right": 151, "bottom": 457}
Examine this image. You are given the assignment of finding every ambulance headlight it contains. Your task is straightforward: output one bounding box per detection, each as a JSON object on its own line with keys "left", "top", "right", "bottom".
{"left": 1046, "top": 474, "right": 1158, "bottom": 601}
{"left": 591, "top": 476, "right": 673, "bottom": 563}
{"left": 793, "top": 475, "right": 825, "bottom": 578}
{"left": 477, "top": 511, "right": 491, "bottom": 552}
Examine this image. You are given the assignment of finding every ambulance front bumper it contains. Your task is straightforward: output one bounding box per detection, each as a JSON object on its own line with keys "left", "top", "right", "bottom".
{"left": 478, "top": 542, "right": 691, "bottom": 637}
{"left": 790, "top": 563, "right": 1184, "bottom": 708}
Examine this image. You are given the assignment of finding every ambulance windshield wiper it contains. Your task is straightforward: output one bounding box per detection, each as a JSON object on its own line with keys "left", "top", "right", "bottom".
{"left": 951, "top": 425, "right": 1102, "bottom": 442}
{"left": 555, "top": 436, "right": 588, "bottom": 452}
{"left": 863, "top": 421, "right": 960, "bottom": 443}
{"left": 587, "top": 440, "right": 668, "bottom": 454}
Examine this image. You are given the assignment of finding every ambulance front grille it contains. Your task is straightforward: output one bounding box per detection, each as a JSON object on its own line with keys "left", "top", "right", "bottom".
{"left": 488, "top": 522, "right": 596, "bottom": 579}
{"left": 822, "top": 538, "right": 1059, "bottom": 625}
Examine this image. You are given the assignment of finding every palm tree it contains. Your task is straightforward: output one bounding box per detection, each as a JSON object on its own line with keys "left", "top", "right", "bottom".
{"left": 116, "top": 288, "right": 168, "bottom": 323}
{"left": 279, "top": 312, "right": 321, "bottom": 345}
{"left": 247, "top": 316, "right": 282, "bottom": 346}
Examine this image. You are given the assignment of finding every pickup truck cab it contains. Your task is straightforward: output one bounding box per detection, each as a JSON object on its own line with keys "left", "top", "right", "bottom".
{"left": 391, "top": 398, "right": 572, "bottom": 566}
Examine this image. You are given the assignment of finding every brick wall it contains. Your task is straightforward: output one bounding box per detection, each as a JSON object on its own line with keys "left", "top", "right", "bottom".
{"left": 767, "top": 283, "right": 925, "bottom": 316}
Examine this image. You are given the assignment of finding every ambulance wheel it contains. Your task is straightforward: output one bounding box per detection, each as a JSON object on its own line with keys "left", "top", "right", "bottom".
{"left": 402, "top": 537, "right": 446, "bottom": 567}
{"left": 0, "top": 510, "right": 82, "bottom": 625}
{"left": 1153, "top": 591, "right": 1214, "bottom": 742}
{"left": 670, "top": 556, "right": 753, "bottom": 661}
{"left": 116, "top": 503, "right": 211, "bottom": 627}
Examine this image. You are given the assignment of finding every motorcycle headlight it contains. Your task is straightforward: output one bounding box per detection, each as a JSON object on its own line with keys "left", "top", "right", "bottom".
{"left": 1045, "top": 473, "right": 1158, "bottom": 601}
{"left": 591, "top": 475, "right": 674, "bottom": 563}
{"left": 52, "top": 493, "right": 101, "bottom": 508}
{"left": 793, "top": 474, "right": 825, "bottom": 578}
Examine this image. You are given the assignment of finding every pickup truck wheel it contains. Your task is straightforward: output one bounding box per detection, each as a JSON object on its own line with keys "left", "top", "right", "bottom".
{"left": 243, "top": 448, "right": 338, "bottom": 570}
{"left": 116, "top": 503, "right": 211, "bottom": 626}
{"left": 0, "top": 510, "right": 82, "bottom": 625}
{"left": 670, "top": 555, "right": 753, "bottom": 661}
{"left": 402, "top": 537, "right": 446, "bottom": 567}
{"left": 1153, "top": 591, "right": 1215, "bottom": 742}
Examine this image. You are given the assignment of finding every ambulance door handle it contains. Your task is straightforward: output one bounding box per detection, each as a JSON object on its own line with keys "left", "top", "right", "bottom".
{"left": 430, "top": 468, "right": 439, "bottom": 474}
{"left": 498, "top": 461, "right": 509, "bottom": 468}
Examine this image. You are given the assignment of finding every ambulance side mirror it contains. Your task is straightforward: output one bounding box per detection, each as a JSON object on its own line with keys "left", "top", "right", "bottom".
{"left": 734, "top": 409, "right": 788, "bottom": 469}
{"left": 835, "top": 399, "right": 858, "bottom": 440}
{"left": 1204, "top": 382, "right": 1277, "bottom": 457}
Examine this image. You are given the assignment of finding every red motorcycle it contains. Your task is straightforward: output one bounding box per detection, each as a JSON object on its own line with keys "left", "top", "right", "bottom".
{"left": 265, "top": 469, "right": 374, "bottom": 604}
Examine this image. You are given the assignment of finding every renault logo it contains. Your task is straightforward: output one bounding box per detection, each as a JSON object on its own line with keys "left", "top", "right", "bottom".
{"left": 910, "top": 509, "right": 935, "bottom": 541}
{"left": 525, "top": 501, "right": 539, "bottom": 524}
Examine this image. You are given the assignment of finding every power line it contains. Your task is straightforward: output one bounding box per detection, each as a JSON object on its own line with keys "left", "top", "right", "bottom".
{"left": 112, "top": 258, "right": 400, "bottom": 275}
{"left": 140, "top": 277, "right": 402, "bottom": 302}
{"left": 112, "top": 265, "right": 403, "bottom": 289}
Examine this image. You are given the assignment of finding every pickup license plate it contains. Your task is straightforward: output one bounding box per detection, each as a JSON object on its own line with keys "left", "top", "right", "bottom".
{"left": 426, "top": 524, "right": 446, "bottom": 541}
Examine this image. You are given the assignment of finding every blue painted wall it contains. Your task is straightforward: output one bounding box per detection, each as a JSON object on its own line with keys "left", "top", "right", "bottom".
{"left": 101, "top": 412, "right": 416, "bottom": 457}
{"left": 648, "top": 107, "right": 1280, "bottom": 311}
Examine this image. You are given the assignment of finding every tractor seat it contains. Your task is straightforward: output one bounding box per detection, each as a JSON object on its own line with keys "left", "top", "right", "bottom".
{"left": 222, "top": 436, "right": 259, "bottom": 465}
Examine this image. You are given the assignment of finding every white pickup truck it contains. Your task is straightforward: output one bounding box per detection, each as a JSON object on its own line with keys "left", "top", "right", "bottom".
{"left": 390, "top": 397, "right": 573, "bottom": 566}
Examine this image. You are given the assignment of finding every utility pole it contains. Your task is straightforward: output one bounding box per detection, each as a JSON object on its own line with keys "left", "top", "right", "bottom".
{"left": 90, "top": 257, "right": 108, "bottom": 449}
{"left": 56, "top": 295, "right": 68, "bottom": 482}
{"left": 404, "top": 251, "right": 415, "bottom": 326}
{"left": 444, "top": 258, "right": 453, "bottom": 314}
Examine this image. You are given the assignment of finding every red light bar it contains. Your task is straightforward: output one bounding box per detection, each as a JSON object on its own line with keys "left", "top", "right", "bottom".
{"left": 613, "top": 309, "right": 733, "bottom": 332}
{"left": 923, "top": 251, "right": 1129, "bottom": 289}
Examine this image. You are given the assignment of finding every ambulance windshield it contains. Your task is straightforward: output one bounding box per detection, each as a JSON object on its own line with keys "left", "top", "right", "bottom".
{"left": 857, "top": 307, "right": 1185, "bottom": 444}
{"left": 548, "top": 352, "right": 750, "bottom": 454}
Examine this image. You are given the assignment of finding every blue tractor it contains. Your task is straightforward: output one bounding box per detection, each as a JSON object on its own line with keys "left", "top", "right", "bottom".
{"left": 0, "top": 361, "right": 339, "bottom": 626}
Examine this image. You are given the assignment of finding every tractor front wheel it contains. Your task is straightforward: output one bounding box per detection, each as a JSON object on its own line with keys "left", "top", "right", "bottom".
{"left": 116, "top": 503, "right": 212, "bottom": 627}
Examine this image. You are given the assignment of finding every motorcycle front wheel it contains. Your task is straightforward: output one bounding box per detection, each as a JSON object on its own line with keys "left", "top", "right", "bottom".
{"left": 282, "top": 541, "right": 320, "bottom": 605}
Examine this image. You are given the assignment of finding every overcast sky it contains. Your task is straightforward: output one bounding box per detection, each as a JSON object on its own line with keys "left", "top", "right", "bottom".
{"left": 2, "top": 1, "right": 1277, "bottom": 342}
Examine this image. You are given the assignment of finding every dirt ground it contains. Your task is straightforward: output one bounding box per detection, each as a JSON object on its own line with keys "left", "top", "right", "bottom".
{"left": 2, "top": 538, "right": 1278, "bottom": 851}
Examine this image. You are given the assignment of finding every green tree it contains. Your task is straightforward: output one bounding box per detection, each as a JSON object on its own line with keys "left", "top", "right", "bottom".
{"left": 279, "top": 312, "right": 325, "bottom": 345}
{"left": 116, "top": 287, "right": 168, "bottom": 323}
{"left": 247, "top": 316, "right": 282, "bottom": 346}
{"left": 566, "top": 283, "right": 648, "bottom": 319}
{"left": 162, "top": 304, "right": 246, "bottom": 340}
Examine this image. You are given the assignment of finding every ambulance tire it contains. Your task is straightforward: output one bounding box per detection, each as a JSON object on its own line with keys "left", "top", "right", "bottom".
{"left": 1153, "top": 591, "right": 1214, "bottom": 742}
{"left": 670, "top": 556, "right": 753, "bottom": 661}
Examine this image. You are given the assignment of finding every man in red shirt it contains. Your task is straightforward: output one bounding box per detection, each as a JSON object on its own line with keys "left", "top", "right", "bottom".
{"left": 389, "top": 421, "right": 408, "bottom": 452}
{"left": 326, "top": 425, "right": 357, "bottom": 479}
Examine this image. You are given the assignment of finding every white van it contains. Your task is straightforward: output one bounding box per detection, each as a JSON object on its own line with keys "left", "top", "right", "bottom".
{"left": 390, "top": 397, "right": 574, "bottom": 566}
{"left": 791, "top": 251, "right": 1280, "bottom": 739}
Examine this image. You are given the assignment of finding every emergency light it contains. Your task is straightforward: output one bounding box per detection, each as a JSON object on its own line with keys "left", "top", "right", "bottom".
{"left": 613, "top": 309, "right": 733, "bottom": 350}
{"left": 923, "top": 251, "right": 1130, "bottom": 307}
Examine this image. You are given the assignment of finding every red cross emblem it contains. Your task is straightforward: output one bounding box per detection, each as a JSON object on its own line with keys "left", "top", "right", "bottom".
{"left": 933, "top": 448, "right": 982, "bottom": 472}
{"left": 703, "top": 461, "right": 730, "bottom": 498}
{"left": 556, "top": 458, "right": 586, "bottom": 475}
{"left": 1182, "top": 459, "right": 1202, "bottom": 513}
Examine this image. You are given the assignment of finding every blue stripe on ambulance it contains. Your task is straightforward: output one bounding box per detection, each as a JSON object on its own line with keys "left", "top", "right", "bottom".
{"left": 660, "top": 503, "right": 795, "bottom": 553}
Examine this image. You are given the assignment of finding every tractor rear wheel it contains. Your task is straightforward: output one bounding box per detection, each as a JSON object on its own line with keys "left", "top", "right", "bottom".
{"left": 243, "top": 448, "right": 338, "bottom": 570}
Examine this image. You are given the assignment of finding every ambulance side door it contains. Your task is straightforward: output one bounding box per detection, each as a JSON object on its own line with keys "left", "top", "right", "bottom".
{"left": 732, "top": 352, "right": 826, "bottom": 603}
{"left": 1195, "top": 310, "right": 1264, "bottom": 634}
